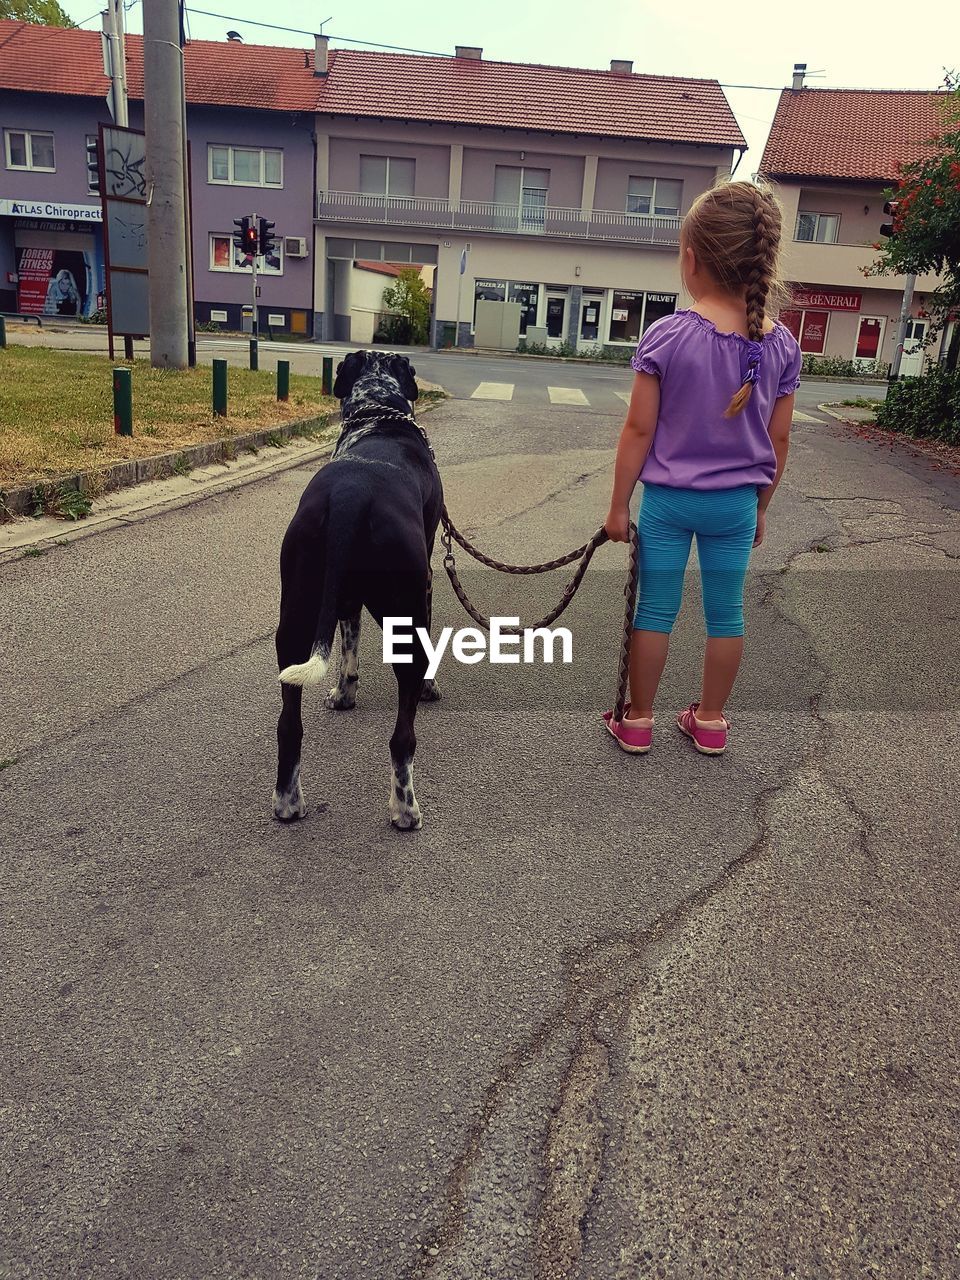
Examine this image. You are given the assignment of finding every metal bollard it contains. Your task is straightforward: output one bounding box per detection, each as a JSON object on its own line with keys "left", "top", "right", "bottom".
{"left": 113, "top": 367, "right": 133, "bottom": 436}
{"left": 0, "top": 315, "right": 6, "bottom": 348}
{"left": 213, "top": 358, "right": 228, "bottom": 417}
{"left": 249, "top": 338, "right": 259, "bottom": 371}
{"left": 321, "top": 355, "right": 333, "bottom": 397}
{"left": 277, "top": 359, "right": 290, "bottom": 402}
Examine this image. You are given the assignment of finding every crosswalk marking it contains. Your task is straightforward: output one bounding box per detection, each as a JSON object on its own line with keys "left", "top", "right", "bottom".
{"left": 615, "top": 390, "right": 632, "bottom": 405}
{"left": 792, "top": 410, "right": 822, "bottom": 423}
{"left": 548, "top": 386, "right": 590, "bottom": 406}
{"left": 471, "top": 381, "right": 515, "bottom": 400}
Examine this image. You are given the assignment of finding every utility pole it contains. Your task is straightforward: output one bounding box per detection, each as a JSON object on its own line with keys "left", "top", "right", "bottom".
{"left": 143, "top": 0, "right": 189, "bottom": 369}
{"left": 889, "top": 272, "right": 917, "bottom": 381}
{"left": 101, "top": 1, "right": 128, "bottom": 126}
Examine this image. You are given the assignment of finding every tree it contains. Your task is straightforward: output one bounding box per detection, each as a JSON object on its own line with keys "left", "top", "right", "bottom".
{"left": 866, "top": 88, "right": 960, "bottom": 369}
{"left": 0, "top": 0, "right": 76, "bottom": 24}
{"left": 379, "top": 268, "right": 432, "bottom": 346}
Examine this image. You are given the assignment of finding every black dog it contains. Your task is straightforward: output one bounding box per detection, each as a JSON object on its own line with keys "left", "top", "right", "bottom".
{"left": 273, "top": 350, "right": 443, "bottom": 830}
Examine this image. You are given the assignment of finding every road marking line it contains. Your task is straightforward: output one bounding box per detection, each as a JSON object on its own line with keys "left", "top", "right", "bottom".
{"left": 548, "top": 386, "right": 590, "bottom": 406}
{"left": 792, "top": 410, "right": 822, "bottom": 423}
{"left": 471, "top": 382, "right": 515, "bottom": 400}
{"left": 615, "top": 390, "right": 632, "bottom": 405}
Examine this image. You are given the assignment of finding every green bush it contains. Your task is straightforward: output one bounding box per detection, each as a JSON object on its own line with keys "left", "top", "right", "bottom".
{"left": 78, "top": 308, "right": 107, "bottom": 325}
{"left": 874, "top": 365, "right": 960, "bottom": 444}
{"left": 801, "top": 354, "right": 889, "bottom": 379}
{"left": 515, "top": 339, "right": 632, "bottom": 364}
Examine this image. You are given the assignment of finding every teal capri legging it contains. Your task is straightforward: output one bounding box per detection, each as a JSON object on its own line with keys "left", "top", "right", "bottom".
{"left": 633, "top": 483, "right": 759, "bottom": 638}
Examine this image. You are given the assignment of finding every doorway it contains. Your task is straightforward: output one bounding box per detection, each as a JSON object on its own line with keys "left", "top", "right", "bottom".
{"left": 545, "top": 292, "right": 566, "bottom": 347}
{"left": 899, "top": 318, "right": 928, "bottom": 377}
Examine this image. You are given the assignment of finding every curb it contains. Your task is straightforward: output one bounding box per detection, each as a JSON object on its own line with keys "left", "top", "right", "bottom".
{"left": 817, "top": 403, "right": 876, "bottom": 426}
{"left": 0, "top": 411, "right": 335, "bottom": 520}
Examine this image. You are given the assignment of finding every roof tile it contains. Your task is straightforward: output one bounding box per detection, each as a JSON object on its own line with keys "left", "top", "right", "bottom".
{"left": 0, "top": 20, "right": 745, "bottom": 148}
{"left": 760, "top": 88, "right": 949, "bottom": 183}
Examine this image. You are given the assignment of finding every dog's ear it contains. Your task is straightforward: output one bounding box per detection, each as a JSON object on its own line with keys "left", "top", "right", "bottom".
{"left": 390, "top": 354, "right": 419, "bottom": 403}
{"left": 333, "top": 350, "right": 366, "bottom": 400}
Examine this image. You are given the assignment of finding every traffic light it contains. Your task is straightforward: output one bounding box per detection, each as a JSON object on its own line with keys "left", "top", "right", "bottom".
{"left": 880, "top": 200, "right": 899, "bottom": 238}
{"left": 258, "top": 217, "right": 276, "bottom": 257}
{"left": 86, "top": 135, "right": 100, "bottom": 195}
{"left": 232, "top": 217, "right": 247, "bottom": 251}
{"left": 242, "top": 218, "right": 259, "bottom": 258}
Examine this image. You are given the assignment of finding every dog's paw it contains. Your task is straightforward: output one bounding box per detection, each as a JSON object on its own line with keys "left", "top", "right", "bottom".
{"left": 273, "top": 778, "right": 306, "bottom": 822}
{"left": 324, "top": 685, "right": 357, "bottom": 711}
{"left": 389, "top": 785, "right": 422, "bottom": 832}
{"left": 420, "top": 679, "right": 441, "bottom": 703}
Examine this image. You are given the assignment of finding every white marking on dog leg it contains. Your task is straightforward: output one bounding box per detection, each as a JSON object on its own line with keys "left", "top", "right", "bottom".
{"left": 389, "top": 761, "right": 422, "bottom": 831}
{"left": 272, "top": 766, "right": 306, "bottom": 821}
{"left": 325, "top": 619, "right": 360, "bottom": 710}
{"left": 279, "top": 647, "right": 330, "bottom": 687}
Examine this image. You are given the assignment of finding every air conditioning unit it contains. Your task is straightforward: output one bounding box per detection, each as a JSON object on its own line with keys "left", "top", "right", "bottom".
{"left": 284, "top": 236, "right": 308, "bottom": 258}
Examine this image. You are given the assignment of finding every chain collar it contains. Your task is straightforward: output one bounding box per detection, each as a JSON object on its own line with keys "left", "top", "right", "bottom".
{"left": 338, "top": 404, "right": 435, "bottom": 460}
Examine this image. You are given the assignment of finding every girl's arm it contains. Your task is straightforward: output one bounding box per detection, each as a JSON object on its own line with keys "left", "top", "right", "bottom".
{"left": 605, "top": 372, "right": 659, "bottom": 542}
{"left": 757, "top": 392, "right": 794, "bottom": 513}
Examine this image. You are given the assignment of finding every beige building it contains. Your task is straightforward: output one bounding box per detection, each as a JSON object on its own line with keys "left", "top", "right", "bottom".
{"left": 309, "top": 39, "right": 746, "bottom": 350}
{"left": 759, "top": 73, "right": 950, "bottom": 374}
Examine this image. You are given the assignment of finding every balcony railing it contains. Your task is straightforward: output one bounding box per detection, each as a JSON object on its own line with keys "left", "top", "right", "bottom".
{"left": 317, "top": 191, "right": 682, "bottom": 246}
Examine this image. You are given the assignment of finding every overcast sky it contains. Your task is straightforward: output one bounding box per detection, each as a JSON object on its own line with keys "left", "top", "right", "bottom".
{"left": 63, "top": 0, "right": 959, "bottom": 167}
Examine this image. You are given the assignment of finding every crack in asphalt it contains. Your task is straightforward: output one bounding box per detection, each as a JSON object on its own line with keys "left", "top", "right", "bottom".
{"left": 408, "top": 496, "right": 893, "bottom": 1278}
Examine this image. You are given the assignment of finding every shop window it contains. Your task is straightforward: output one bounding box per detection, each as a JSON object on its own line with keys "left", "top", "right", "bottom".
{"left": 359, "top": 155, "right": 415, "bottom": 197}
{"left": 609, "top": 290, "right": 644, "bottom": 343}
{"left": 642, "top": 292, "right": 677, "bottom": 333}
{"left": 795, "top": 212, "right": 839, "bottom": 243}
{"left": 5, "top": 129, "right": 55, "bottom": 172}
{"left": 580, "top": 294, "right": 602, "bottom": 342}
{"left": 782, "top": 308, "right": 828, "bottom": 354}
{"left": 626, "top": 176, "right": 682, "bottom": 217}
{"left": 208, "top": 145, "right": 283, "bottom": 188}
{"left": 508, "top": 281, "right": 539, "bottom": 334}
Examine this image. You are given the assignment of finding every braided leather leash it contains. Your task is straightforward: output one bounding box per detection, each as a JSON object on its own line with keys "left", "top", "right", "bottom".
{"left": 338, "top": 406, "right": 640, "bottom": 721}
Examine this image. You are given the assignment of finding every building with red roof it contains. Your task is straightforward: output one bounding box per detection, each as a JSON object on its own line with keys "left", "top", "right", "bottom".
{"left": 1, "top": 19, "right": 747, "bottom": 346}
{"left": 759, "top": 71, "right": 950, "bottom": 371}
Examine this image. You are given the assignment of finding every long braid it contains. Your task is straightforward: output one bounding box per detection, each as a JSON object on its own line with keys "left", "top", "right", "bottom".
{"left": 724, "top": 188, "right": 782, "bottom": 417}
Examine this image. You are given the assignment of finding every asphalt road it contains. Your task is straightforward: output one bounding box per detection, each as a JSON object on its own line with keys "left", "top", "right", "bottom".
{"left": 1, "top": 373, "right": 958, "bottom": 1278}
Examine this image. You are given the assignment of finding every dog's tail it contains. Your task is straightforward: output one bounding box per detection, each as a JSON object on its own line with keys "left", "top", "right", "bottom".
{"left": 279, "top": 490, "right": 366, "bottom": 688}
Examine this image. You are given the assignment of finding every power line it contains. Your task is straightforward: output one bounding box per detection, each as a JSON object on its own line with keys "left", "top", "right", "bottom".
{"left": 183, "top": 7, "right": 450, "bottom": 56}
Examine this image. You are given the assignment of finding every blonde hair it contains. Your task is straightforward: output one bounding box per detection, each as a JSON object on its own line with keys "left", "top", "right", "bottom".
{"left": 681, "top": 181, "right": 786, "bottom": 417}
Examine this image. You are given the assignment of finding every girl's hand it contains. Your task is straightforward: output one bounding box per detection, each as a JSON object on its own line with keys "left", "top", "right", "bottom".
{"left": 754, "top": 508, "right": 766, "bottom": 547}
{"left": 605, "top": 506, "right": 631, "bottom": 543}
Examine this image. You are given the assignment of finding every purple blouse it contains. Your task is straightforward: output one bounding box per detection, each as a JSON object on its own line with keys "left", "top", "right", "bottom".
{"left": 630, "top": 309, "right": 803, "bottom": 490}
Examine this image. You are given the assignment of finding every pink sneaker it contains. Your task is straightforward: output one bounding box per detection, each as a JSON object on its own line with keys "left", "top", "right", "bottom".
{"left": 603, "top": 706, "right": 653, "bottom": 754}
{"left": 677, "top": 703, "right": 728, "bottom": 754}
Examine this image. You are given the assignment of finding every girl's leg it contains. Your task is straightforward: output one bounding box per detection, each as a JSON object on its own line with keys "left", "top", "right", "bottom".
{"left": 629, "top": 486, "right": 693, "bottom": 718}
{"left": 694, "top": 488, "right": 758, "bottom": 722}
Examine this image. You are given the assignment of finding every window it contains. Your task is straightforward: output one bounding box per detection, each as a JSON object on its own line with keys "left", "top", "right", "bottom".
{"left": 207, "top": 145, "right": 283, "bottom": 188}
{"left": 627, "top": 176, "right": 682, "bottom": 217}
{"left": 508, "top": 281, "right": 539, "bottom": 334}
{"left": 609, "top": 290, "right": 645, "bottom": 343}
{"left": 781, "top": 308, "right": 828, "bottom": 354}
{"left": 608, "top": 290, "right": 678, "bottom": 344}
{"left": 494, "top": 166, "right": 550, "bottom": 228}
{"left": 795, "top": 212, "right": 840, "bottom": 243}
{"left": 209, "top": 233, "right": 283, "bottom": 275}
{"left": 5, "top": 129, "right": 55, "bottom": 172}
{"left": 359, "top": 155, "right": 415, "bottom": 197}
{"left": 473, "top": 278, "right": 506, "bottom": 328}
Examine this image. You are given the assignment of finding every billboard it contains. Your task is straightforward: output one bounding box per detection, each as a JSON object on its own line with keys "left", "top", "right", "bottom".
{"left": 16, "top": 246, "right": 98, "bottom": 318}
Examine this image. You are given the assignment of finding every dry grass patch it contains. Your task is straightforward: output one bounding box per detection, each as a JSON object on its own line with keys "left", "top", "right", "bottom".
{"left": 0, "top": 347, "right": 335, "bottom": 488}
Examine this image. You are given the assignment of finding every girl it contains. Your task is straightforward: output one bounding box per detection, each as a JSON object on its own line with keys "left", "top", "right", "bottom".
{"left": 603, "top": 181, "right": 802, "bottom": 756}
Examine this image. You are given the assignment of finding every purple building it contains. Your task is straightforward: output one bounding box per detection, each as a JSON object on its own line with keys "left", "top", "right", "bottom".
{"left": 0, "top": 20, "right": 318, "bottom": 335}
